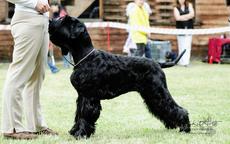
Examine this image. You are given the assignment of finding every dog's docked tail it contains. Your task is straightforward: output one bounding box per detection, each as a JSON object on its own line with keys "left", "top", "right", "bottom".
{"left": 159, "top": 49, "right": 186, "bottom": 68}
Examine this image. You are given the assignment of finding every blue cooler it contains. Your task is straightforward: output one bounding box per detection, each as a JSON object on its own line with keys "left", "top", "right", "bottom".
{"left": 147, "top": 40, "right": 172, "bottom": 63}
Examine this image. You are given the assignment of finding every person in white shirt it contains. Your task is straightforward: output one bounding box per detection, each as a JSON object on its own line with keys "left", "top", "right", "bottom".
{"left": 123, "top": 0, "right": 152, "bottom": 58}
{"left": 1, "top": 0, "right": 57, "bottom": 139}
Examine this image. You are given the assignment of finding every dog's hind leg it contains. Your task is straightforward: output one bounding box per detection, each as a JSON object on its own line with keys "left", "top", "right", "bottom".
{"left": 140, "top": 86, "right": 190, "bottom": 133}
{"left": 69, "top": 96, "right": 101, "bottom": 139}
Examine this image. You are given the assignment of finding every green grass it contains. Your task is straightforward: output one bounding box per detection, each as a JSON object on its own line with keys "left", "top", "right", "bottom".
{"left": 0, "top": 61, "right": 230, "bottom": 144}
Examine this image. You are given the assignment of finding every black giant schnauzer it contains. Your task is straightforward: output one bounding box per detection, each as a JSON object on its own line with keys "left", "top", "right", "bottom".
{"left": 49, "top": 16, "right": 190, "bottom": 139}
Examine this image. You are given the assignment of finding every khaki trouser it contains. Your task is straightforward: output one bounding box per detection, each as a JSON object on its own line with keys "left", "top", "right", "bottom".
{"left": 1, "top": 11, "right": 49, "bottom": 133}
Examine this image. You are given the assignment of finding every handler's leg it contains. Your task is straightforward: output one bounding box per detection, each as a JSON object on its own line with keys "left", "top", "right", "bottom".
{"left": 23, "top": 16, "right": 49, "bottom": 132}
{"left": 1, "top": 12, "right": 45, "bottom": 134}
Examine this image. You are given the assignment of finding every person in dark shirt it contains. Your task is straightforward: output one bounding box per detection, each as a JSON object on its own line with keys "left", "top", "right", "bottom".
{"left": 227, "top": 0, "right": 230, "bottom": 6}
{"left": 226, "top": 0, "right": 230, "bottom": 22}
{"left": 174, "top": 0, "right": 194, "bottom": 67}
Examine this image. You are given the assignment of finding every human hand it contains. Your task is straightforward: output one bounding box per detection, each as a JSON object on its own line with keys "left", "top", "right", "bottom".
{"left": 35, "top": 0, "right": 50, "bottom": 14}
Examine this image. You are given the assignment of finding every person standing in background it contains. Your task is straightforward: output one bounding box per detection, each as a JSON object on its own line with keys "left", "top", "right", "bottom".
{"left": 123, "top": 0, "right": 152, "bottom": 58}
{"left": 174, "top": 0, "right": 194, "bottom": 66}
{"left": 226, "top": 0, "right": 230, "bottom": 22}
{"left": 2, "top": 0, "right": 57, "bottom": 140}
{"left": 227, "top": 0, "right": 230, "bottom": 6}
{"left": 129, "top": 0, "right": 151, "bottom": 57}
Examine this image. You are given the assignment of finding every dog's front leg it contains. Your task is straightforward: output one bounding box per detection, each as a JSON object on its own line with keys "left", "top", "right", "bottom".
{"left": 69, "top": 96, "right": 101, "bottom": 139}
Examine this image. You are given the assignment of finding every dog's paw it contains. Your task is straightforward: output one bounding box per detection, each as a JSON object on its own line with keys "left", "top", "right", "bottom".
{"left": 69, "top": 127, "right": 90, "bottom": 139}
{"left": 69, "top": 129, "right": 76, "bottom": 136}
{"left": 69, "top": 126, "right": 78, "bottom": 136}
{"left": 179, "top": 123, "right": 191, "bottom": 133}
{"left": 73, "top": 130, "right": 89, "bottom": 140}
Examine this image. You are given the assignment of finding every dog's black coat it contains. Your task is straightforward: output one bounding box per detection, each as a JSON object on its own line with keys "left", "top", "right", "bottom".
{"left": 49, "top": 16, "right": 190, "bottom": 139}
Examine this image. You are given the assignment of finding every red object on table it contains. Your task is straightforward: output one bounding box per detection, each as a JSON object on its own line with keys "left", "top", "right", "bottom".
{"left": 208, "top": 37, "right": 230, "bottom": 63}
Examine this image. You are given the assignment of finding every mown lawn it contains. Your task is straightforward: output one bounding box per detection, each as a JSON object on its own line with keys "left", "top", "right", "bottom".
{"left": 0, "top": 61, "right": 229, "bottom": 144}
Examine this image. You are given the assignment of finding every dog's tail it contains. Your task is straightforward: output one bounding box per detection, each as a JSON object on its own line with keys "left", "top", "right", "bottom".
{"left": 159, "top": 49, "right": 186, "bottom": 68}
